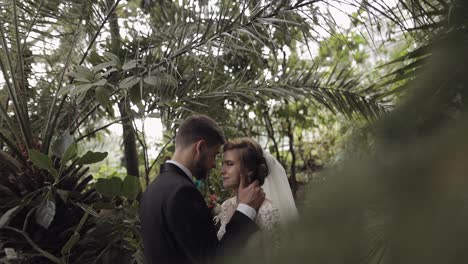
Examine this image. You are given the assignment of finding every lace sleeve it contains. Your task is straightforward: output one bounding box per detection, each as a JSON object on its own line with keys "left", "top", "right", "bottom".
{"left": 257, "top": 202, "right": 280, "bottom": 231}
{"left": 215, "top": 198, "right": 236, "bottom": 241}
{"left": 256, "top": 201, "right": 281, "bottom": 248}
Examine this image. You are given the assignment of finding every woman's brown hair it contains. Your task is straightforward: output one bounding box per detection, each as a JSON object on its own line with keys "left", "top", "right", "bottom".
{"left": 223, "top": 138, "right": 269, "bottom": 185}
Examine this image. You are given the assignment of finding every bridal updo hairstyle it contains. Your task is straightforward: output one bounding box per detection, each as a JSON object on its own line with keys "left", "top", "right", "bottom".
{"left": 223, "top": 138, "right": 269, "bottom": 185}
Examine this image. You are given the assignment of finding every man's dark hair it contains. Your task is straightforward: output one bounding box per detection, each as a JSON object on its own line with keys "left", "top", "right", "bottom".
{"left": 175, "top": 115, "right": 226, "bottom": 148}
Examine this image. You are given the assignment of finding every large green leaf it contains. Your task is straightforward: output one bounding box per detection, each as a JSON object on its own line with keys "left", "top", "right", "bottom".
{"left": 122, "top": 60, "right": 139, "bottom": 71}
{"left": 76, "top": 90, "right": 88, "bottom": 104}
{"left": 51, "top": 132, "right": 74, "bottom": 158}
{"left": 75, "top": 202, "right": 98, "bottom": 217}
{"left": 92, "top": 79, "right": 107, "bottom": 86}
{"left": 58, "top": 84, "right": 74, "bottom": 96}
{"left": 0, "top": 150, "right": 21, "bottom": 172}
{"left": 75, "top": 65, "right": 94, "bottom": 80}
{"left": 61, "top": 143, "right": 77, "bottom": 165}
{"left": 143, "top": 75, "right": 160, "bottom": 87}
{"left": 28, "top": 149, "right": 54, "bottom": 171}
{"left": 95, "top": 177, "right": 122, "bottom": 197}
{"left": 0, "top": 206, "right": 21, "bottom": 228}
{"left": 121, "top": 176, "right": 141, "bottom": 200}
{"left": 35, "top": 197, "right": 56, "bottom": 229}
{"left": 77, "top": 151, "right": 108, "bottom": 165}
{"left": 69, "top": 83, "right": 94, "bottom": 96}
{"left": 92, "top": 61, "right": 117, "bottom": 72}
{"left": 158, "top": 73, "right": 177, "bottom": 87}
{"left": 95, "top": 86, "right": 112, "bottom": 107}
{"left": 49, "top": 168, "right": 59, "bottom": 180}
{"left": 119, "top": 76, "right": 141, "bottom": 89}
{"left": 66, "top": 72, "right": 91, "bottom": 82}
{"left": 103, "top": 52, "right": 120, "bottom": 64}
{"left": 60, "top": 232, "right": 80, "bottom": 255}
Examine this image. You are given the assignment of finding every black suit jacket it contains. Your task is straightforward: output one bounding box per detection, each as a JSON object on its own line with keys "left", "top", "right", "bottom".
{"left": 140, "top": 163, "right": 258, "bottom": 264}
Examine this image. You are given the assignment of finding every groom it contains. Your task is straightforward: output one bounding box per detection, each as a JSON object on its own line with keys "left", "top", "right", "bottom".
{"left": 140, "top": 115, "right": 265, "bottom": 264}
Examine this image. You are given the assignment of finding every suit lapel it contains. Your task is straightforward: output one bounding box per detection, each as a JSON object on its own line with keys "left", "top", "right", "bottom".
{"left": 160, "top": 163, "right": 195, "bottom": 185}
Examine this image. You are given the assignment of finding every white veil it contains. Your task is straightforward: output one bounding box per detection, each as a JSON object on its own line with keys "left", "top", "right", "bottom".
{"left": 262, "top": 152, "right": 299, "bottom": 223}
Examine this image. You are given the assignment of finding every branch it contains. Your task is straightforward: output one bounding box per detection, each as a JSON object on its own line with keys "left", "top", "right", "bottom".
{"left": 79, "top": 0, "right": 122, "bottom": 65}
{"left": 4, "top": 227, "right": 62, "bottom": 264}
{"left": 75, "top": 115, "right": 133, "bottom": 142}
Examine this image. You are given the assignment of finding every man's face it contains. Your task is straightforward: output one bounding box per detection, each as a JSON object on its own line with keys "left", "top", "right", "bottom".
{"left": 193, "top": 143, "right": 221, "bottom": 180}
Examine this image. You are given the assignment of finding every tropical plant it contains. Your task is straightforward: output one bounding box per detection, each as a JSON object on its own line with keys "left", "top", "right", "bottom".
{"left": 0, "top": 0, "right": 143, "bottom": 263}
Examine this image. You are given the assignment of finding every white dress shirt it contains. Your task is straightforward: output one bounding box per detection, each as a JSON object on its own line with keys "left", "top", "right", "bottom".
{"left": 166, "top": 160, "right": 257, "bottom": 220}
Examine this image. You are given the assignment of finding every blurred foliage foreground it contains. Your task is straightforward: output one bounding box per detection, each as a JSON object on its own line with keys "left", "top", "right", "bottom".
{"left": 234, "top": 3, "right": 468, "bottom": 264}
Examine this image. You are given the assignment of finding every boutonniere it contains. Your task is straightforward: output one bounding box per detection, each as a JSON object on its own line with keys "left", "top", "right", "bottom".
{"left": 206, "top": 194, "right": 221, "bottom": 216}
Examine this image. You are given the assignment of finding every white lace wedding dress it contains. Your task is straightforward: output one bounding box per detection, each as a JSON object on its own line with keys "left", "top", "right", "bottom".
{"left": 215, "top": 197, "right": 282, "bottom": 256}
{"left": 215, "top": 153, "right": 298, "bottom": 259}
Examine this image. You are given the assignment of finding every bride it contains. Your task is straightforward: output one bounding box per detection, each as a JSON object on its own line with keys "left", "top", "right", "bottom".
{"left": 215, "top": 138, "right": 298, "bottom": 256}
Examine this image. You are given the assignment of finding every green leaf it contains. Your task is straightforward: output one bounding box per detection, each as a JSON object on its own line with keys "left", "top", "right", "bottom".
{"left": 92, "top": 79, "right": 107, "bottom": 86}
{"left": 95, "top": 177, "right": 122, "bottom": 197}
{"left": 77, "top": 151, "right": 108, "bottom": 165}
{"left": 143, "top": 76, "right": 161, "bottom": 87}
{"left": 75, "top": 212, "right": 89, "bottom": 232}
{"left": 56, "top": 189, "right": 69, "bottom": 202}
{"left": 35, "top": 197, "right": 56, "bottom": 229}
{"left": 66, "top": 72, "right": 90, "bottom": 82}
{"left": 28, "top": 149, "right": 53, "bottom": 171}
{"left": 103, "top": 52, "right": 120, "bottom": 64}
{"left": 74, "top": 202, "right": 98, "bottom": 217}
{"left": 93, "top": 61, "right": 117, "bottom": 72}
{"left": 76, "top": 90, "right": 87, "bottom": 104}
{"left": 75, "top": 65, "right": 94, "bottom": 80}
{"left": 0, "top": 206, "right": 21, "bottom": 228}
{"left": 95, "top": 86, "right": 112, "bottom": 107}
{"left": 61, "top": 143, "right": 77, "bottom": 165}
{"left": 61, "top": 232, "right": 80, "bottom": 255}
{"left": 150, "top": 66, "right": 166, "bottom": 74}
{"left": 122, "top": 60, "right": 139, "bottom": 71}
{"left": 70, "top": 83, "right": 94, "bottom": 96}
{"left": 158, "top": 73, "right": 177, "bottom": 87}
{"left": 58, "top": 85, "right": 74, "bottom": 96}
{"left": 122, "top": 176, "right": 141, "bottom": 200}
{"left": 120, "top": 76, "right": 140, "bottom": 89}
{"left": 259, "top": 17, "right": 302, "bottom": 26}
{"left": 102, "top": 68, "right": 118, "bottom": 77}
{"left": 49, "top": 168, "right": 59, "bottom": 180}
{"left": 0, "top": 150, "right": 21, "bottom": 172}
{"left": 51, "top": 132, "right": 74, "bottom": 158}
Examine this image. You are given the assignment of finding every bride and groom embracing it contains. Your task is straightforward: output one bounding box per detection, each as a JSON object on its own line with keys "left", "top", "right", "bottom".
{"left": 140, "top": 115, "right": 298, "bottom": 264}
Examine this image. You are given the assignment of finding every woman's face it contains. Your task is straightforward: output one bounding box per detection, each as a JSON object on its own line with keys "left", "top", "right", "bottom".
{"left": 221, "top": 149, "right": 242, "bottom": 190}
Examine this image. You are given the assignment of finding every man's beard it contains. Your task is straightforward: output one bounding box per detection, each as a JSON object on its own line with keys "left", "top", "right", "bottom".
{"left": 193, "top": 154, "right": 209, "bottom": 180}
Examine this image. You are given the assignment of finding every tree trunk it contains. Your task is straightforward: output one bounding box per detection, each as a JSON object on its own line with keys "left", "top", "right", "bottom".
{"left": 118, "top": 98, "right": 140, "bottom": 177}
{"left": 109, "top": 1, "right": 140, "bottom": 177}
{"left": 263, "top": 110, "right": 281, "bottom": 162}
{"left": 285, "top": 104, "right": 298, "bottom": 199}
